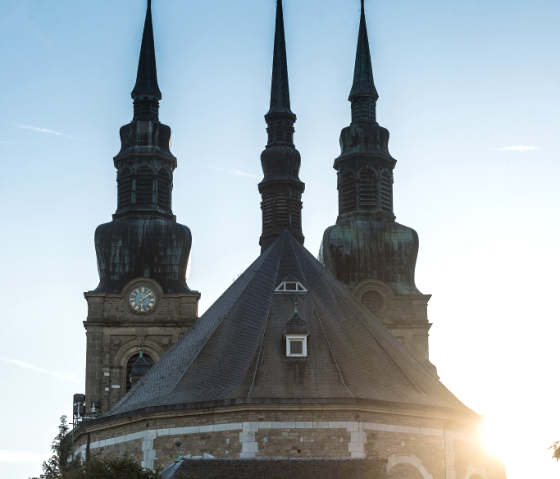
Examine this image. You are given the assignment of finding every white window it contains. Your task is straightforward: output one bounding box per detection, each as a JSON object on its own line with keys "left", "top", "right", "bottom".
{"left": 275, "top": 281, "right": 308, "bottom": 293}
{"left": 286, "top": 335, "right": 308, "bottom": 357}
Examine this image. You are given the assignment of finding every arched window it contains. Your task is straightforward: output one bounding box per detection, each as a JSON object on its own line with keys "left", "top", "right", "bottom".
{"left": 126, "top": 353, "right": 154, "bottom": 393}
{"left": 341, "top": 171, "right": 356, "bottom": 213}
{"left": 157, "top": 169, "right": 171, "bottom": 210}
{"left": 359, "top": 168, "right": 377, "bottom": 210}
{"left": 380, "top": 171, "right": 392, "bottom": 213}
{"left": 135, "top": 167, "right": 153, "bottom": 206}
{"left": 117, "top": 168, "right": 132, "bottom": 209}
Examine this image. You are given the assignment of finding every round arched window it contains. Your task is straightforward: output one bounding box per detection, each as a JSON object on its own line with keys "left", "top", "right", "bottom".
{"left": 126, "top": 354, "right": 154, "bottom": 393}
{"left": 361, "top": 290, "right": 384, "bottom": 316}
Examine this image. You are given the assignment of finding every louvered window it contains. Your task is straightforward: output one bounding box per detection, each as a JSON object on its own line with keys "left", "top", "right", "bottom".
{"left": 291, "top": 194, "right": 301, "bottom": 230}
{"left": 380, "top": 171, "right": 392, "bottom": 212}
{"left": 262, "top": 196, "right": 274, "bottom": 231}
{"left": 118, "top": 169, "right": 133, "bottom": 209}
{"left": 359, "top": 169, "right": 376, "bottom": 210}
{"left": 341, "top": 171, "right": 356, "bottom": 213}
{"left": 157, "top": 170, "right": 171, "bottom": 210}
{"left": 135, "top": 168, "right": 153, "bottom": 206}
{"left": 276, "top": 198, "right": 289, "bottom": 226}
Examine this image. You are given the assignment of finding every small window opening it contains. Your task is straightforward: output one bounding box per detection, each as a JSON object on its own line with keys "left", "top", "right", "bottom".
{"left": 275, "top": 279, "right": 308, "bottom": 294}
{"left": 285, "top": 335, "right": 308, "bottom": 358}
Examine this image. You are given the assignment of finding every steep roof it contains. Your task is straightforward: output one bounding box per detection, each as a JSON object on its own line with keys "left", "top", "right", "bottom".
{"left": 106, "top": 231, "right": 471, "bottom": 418}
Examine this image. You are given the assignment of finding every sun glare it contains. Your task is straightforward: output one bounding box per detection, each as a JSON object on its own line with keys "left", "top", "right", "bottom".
{"left": 482, "top": 415, "right": 509, "bottom": 461}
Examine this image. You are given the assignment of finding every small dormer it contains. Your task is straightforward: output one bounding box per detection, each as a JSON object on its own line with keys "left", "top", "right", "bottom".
{"left": 275, "top": 275, "right": 308, "bottom": 294}
{"left": 283, "top": 300, "right": 309, "bottom": 357}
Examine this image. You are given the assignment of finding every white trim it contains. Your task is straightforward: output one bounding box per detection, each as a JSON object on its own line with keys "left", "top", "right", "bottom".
{"left": 78, "top": 420, "right": 478, "bottom": 472}
{"left": 274, "top": 281, "right": 308, "bottom": 293}
{"left": 387, "top": 454, "right": 433, "bottom": 479}
{"left": 286, "top": 335, "right": 308, "bottom": 357}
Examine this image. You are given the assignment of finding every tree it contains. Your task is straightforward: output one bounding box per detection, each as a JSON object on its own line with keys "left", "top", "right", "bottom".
{"left": 30, "top": 415, "right": 76, "bottom": 479}
{"left": 30, "top": 416, "right": 160, "bottom": 479}
{"left": 549, "top": 441, "right": 560, "bottom": 462}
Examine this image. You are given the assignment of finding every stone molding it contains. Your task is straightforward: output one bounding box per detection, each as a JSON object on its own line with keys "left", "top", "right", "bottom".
{"left": 386, "top": 454, "right": 433, "bottom": 478}
{"left": 352, "top": 279, "right": 394, "bottom": 316}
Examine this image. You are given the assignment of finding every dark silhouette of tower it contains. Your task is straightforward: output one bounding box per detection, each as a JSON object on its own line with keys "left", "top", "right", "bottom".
{"left": 82, "top": 0, "right": 200, "bottom": 414}
{"left": 319, "top": 0, "right": 434, "bottom": 368}
{"left": 259, "top": 0, "right": 305, "bottom": 252}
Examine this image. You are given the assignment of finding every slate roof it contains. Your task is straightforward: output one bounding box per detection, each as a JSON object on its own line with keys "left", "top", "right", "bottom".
{"left": 106, "top": 231, "right": 471, "bottom": 418}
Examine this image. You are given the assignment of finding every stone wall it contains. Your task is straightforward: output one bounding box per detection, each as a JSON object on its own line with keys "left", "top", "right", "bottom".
{"left": 72, "top": 406, "right": 505, "bottom": 479}
{"left": 83, "top": 277, "right": 200, "bottom": 413}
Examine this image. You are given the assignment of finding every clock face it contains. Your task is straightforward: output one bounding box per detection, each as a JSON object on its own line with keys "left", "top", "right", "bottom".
{"left": 128, "top": 286, "right": 157, "bottom": 314}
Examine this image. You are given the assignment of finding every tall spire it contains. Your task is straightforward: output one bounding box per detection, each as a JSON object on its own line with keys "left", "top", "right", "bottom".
{"left": 349, "top": 0, "right": 379, "bottom": 123}
{"left": 131, "top": 0, "right": 161, "bottom": 121}
{"left": 268, "top": 0, "right": 292, "bottom": 116}
{"left": 258, "top": 0, "right": 305, "bottom": 252}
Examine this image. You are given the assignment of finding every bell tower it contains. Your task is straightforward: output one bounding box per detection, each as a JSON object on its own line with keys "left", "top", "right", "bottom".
{"left": 83, "top": 0, "right": 200, "bottom": 414}
{"left": 259, "top": 0, "right": 305, "bottom": 252}
{"left": 319, "top": 0, "right": 435, "bottom": 372}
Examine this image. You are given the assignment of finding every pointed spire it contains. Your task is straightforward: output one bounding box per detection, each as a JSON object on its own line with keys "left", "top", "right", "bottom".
{"left": 131, "top": 0, "right": 161, "bottom": 121}
{"left": 349, "top": 0, "right": 378, "bottom": 101}
{"left": 259, "top": 0, "right": 305, "bottom": 252}
{"left": 268, "top": 0, "right": 293, "bottom": 115}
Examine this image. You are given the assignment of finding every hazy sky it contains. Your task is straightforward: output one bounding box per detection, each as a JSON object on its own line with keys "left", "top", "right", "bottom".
{"left": 0, "top": 0, "right": 559, "bottom": 478}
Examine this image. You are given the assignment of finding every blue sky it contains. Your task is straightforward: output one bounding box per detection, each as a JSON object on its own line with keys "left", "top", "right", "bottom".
{"left": 0, "top": 1, "right": 559, "bottom": 478}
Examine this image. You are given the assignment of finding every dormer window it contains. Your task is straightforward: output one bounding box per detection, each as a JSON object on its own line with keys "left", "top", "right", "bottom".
{"left": 286, "top": 335, "right": 308, "bottom": 357}
{"left": 275, "top": 275, "right": 308, "bottom": 294}
{"left": 283, "top": 298, "right": 309, "bottom": 358}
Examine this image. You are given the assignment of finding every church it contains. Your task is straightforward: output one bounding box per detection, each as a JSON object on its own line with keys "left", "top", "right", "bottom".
{"left": 71, "top": 1, "right": 506, "bottom": 478}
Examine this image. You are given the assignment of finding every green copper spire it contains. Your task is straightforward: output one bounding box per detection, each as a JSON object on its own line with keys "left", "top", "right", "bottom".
{"left": 131, "top": 0, "right": 161, "bottom": 120}
{"left": 349, "top": 0, "right": 379, "bottom": 103}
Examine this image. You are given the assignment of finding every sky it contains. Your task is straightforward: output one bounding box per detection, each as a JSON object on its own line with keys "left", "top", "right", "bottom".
{"left": 0, "top": 0, "right": 559, "bottom": 478}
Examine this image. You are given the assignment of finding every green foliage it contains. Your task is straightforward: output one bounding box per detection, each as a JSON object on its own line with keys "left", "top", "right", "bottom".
{"left": 30, "top": 416, "right": 160, "bottom": 479}
{"left": 64, "top": 456, "right": 160, "bottom": 479}
{"left": 549, "top": 441, "right": 560, "bottom": 462}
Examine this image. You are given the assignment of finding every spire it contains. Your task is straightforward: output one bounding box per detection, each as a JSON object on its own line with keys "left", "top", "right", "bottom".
{"left": 268, "top": 0, "right": 293, "bottom": 116}
{"left": 259, "top": 0, "right": 305, "bottom": 252}
{"left": 349, "top": 0, "right": 378, "bottom": 101}
{"left": 131, "top": 0, "right": 161, "bottom": 121}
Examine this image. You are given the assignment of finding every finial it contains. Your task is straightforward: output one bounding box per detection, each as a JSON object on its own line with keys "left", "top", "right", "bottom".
{"left": 293, "top": 296, "right": 299, "bottom": 314}
{"left": 361, "top": 0, "right": 365, "bottom": 13}
{"left": 139, "top": 341, "right": 144, "bottom": 359}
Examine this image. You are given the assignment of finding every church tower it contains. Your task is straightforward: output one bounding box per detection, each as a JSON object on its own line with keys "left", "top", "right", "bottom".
{"left": 259, "top": 0, "right": 305, "bottom": 252}
{"left": 319, "top": 1, "right": 434, "bottom": 369}
{"left": 83, "top": 0, "right": 200, "bottom": 414}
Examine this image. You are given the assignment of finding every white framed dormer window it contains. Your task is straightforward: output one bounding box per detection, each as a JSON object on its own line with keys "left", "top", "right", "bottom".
{"left": 286, "top": 334, "right": 308, "bottom": 357}
{"left": 275, "top": 280, "right": 308, "bottom": 294}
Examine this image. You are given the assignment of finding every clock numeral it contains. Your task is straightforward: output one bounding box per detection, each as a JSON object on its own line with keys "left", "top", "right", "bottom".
{"left": 149, "top": 302, "right": 155, "bottom": 308}
{"left": 141, "top": 288, "right": 145, "bottom": 293}
{"left": 135, "top": 305, "right": 140, "bottom": 311}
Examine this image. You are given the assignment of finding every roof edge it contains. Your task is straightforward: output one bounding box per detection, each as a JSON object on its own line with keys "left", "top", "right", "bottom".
{"left": 74, "top": 397, "right": 481, "bottom": 434}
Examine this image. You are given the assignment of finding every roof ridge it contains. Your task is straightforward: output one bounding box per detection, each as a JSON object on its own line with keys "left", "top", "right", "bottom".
{"left": 290, "top": 235, "right": 441, "bottom": 406}
{"left": 155, "top": 238, "right": 283, "bottom": 407}
{"left": 247, "top": 235, "right": 288, "bottom": 398}
{"left": 289, "top": 236, "right": 354, "bottom": 398}
{"left": 109, "top": 238, "right": 282, "bottom": 414}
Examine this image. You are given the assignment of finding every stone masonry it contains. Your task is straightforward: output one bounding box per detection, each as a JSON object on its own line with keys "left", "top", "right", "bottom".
{"left": 83, "top": 277, "right": 200, "bottom": 414}
{"left": 72, "top": 405, "right": 504, "bottom": 479}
